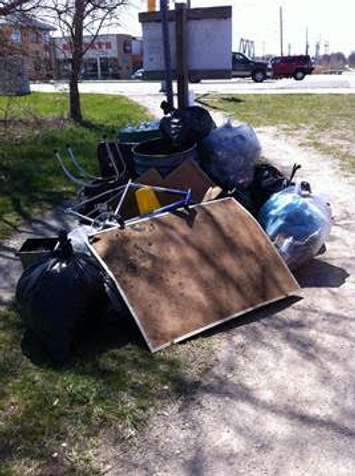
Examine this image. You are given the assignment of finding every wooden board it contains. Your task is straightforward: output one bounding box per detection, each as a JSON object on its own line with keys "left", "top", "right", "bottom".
{"left": 90, "top": 198, "right": 300, "bottom": 352}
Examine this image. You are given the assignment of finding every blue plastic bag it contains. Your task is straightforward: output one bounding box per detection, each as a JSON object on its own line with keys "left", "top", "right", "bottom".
{"left": 201, "top": 121, "right": 261, "bottom": 190}
{"left": 258, "top": 182, "right": 332, "bottom": 269}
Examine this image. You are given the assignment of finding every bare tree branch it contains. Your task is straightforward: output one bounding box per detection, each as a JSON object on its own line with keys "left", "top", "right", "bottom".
{"left": 40, "top": 0, "right": 130, "bottom": 121}
{"left": 0, "top": 0, "right": 43, "bottom": 16}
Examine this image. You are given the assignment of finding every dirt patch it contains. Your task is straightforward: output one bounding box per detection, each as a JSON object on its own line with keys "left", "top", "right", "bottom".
{"left": 0, "top": 117, "right": 68, "bottom": 143}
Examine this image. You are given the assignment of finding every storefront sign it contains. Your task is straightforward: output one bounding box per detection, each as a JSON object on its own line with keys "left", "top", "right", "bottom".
{"left": 54, "top": 34, "right": 118, "bottom": 59}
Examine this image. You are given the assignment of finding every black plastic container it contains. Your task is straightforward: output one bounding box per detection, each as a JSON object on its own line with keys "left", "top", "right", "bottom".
{"left": 17, "top": 238, "right": 59, "bottom": 270}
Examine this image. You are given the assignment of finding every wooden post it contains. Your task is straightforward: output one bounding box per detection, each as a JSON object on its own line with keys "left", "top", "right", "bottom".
{"left": 175, "top": 2, "right": 189, "bottom": 109}
{"left": 160, "top": 0, "right": 174, "bottom": 110}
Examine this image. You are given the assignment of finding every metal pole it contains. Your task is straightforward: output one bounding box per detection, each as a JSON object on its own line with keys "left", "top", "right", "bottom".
{"left": 160, "top": 0, "right": 174, "bottom": 110}
{"left": 279, "top": 6, "right": 284, "bottom": 56}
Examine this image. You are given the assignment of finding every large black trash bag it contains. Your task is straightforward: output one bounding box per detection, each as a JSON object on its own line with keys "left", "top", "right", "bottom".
{"left": 250, "top": 162, "right": 302, "bottom": 212}
{"left": 159, "top": 102, "right": 216, "bottom": 147}
{"left": 16, "top": 230, "right": 107, "bottom": 365}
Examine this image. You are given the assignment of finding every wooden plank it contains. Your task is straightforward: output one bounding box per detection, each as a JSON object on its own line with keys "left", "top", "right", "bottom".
{"left": 91, "top": 199, "right": 300, "bottom": 352}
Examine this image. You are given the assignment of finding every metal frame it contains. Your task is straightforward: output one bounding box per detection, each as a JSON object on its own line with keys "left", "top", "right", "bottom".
{"left": 54, "top": 137, "right": 127, "bottom": 193}
{"left": 66, "top": 181, "right": 193, "bottom": 230}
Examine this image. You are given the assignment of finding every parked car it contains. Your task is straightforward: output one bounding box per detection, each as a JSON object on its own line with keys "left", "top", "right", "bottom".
{"left": 271, "top": 55, "right": 314, "bottom": 80}
{"left": 232, "top": 52, "right": 271, "bottom": 83}
{"left": 131, "top": 68, "right": 144, "bottom": 80}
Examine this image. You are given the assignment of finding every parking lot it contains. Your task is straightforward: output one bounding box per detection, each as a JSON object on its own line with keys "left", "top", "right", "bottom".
{"left": 32, "top": 71, "right": 355, "bottom": 97}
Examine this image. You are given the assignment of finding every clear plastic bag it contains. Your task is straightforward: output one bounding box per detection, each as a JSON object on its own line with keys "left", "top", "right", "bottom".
{"left": 258, "top": 182, "right": 333, "bottom": 269}
{"left": 201, "top": 121, "right": 261, "bottom": 189}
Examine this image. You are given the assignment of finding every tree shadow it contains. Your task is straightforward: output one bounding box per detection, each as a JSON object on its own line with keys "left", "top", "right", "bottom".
{"left": 191, "top": 295, "right": 302, "bottom": 342}
{"left": 195, "top": 94, "right": 224, "bottom": 111}
{"left": 221, "top": 96, "right": 246, "bottom": 104}
{"left": 77, "top": 118, "right": 115, "bottom": 136}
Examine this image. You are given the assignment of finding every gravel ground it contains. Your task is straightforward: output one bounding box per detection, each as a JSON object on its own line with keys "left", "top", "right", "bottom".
{"left": 1, "top": 97, "right": 354, "bottom": 476}
{"left": 96, "top": 100, "right": 355, "bottom": 476}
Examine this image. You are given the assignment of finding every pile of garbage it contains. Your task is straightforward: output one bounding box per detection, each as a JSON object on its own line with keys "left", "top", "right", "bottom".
{"left": 16, "top": 103, "right": 333, "bottom": 365}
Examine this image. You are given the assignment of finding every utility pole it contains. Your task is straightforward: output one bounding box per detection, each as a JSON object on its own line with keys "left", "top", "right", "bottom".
{"left": 306, "top": 26, "right": 309, "bottom": 55}
{"left": 315, "top": 41, "right": 320, "bottom": 62}
{"left": 279, "top": 6, "right": 284, "bottom": 56}
{"left": 288, "top": 43, "right": 291, "bottom": 56}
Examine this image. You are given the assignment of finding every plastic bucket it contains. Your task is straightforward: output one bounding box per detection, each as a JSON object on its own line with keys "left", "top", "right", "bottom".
{"left": 133, "top": 139, "right": 198, "bottom": 177}
{"left": 17, "top": 237, "right": 59, "bottom": 270}
{"left": 118, "top": 128, "right": 161, "bottom": 144}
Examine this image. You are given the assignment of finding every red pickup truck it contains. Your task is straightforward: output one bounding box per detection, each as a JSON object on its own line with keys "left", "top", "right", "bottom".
{"left": 271, "top": 55, "right": 314, "bottom": 80}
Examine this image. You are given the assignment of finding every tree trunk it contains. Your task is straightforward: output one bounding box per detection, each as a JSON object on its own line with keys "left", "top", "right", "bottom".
{"left": 69, "top": 60, "right": 82, "bottom": 123}
{"left": 69, "top": 0, "right": 85, "bottom": 123}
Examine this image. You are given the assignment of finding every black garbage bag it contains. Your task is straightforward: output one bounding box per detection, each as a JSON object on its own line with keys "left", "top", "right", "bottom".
{"left": 232, "top": 188, "right": 256, "bottom": 215}
{"left": 16, "top": 231, "right": 107, "bottom": 365}
{"left": 159, "top": 104, "right": 216, "bottom": 147}
{"left": 250, "top": 163, "right": 301, "bottom": 212}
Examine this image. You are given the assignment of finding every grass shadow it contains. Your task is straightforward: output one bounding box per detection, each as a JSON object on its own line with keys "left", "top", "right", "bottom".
{"left": 0, "top": 300, "right": 213, "bottom": 474}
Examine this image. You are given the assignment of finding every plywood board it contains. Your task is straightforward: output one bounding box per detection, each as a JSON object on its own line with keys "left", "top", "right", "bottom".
{"left": 90, "top": 198, "right": 300, "bottom": 352}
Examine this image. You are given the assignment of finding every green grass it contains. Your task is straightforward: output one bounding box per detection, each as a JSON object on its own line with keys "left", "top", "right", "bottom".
{"left": 200, "top": 94, "right": 355, "bottom": 170}
{"left": 0, "top": 93, "right": 217, "bottom": 474}
{"left": 0, "top": 305, "right": 215, "bottom": 475}
{"left": 0, "top": 92, "right": 150, "bottom": 240}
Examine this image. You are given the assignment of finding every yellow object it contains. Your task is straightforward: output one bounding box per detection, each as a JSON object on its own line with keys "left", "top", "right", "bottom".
{"left": 147, "top": 0, "right": 156, "bottom": 11}
{"left": 136, "top": 187, "right": 161, "bottom": 215}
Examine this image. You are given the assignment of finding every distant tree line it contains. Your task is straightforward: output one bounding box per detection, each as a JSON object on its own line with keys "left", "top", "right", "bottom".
{"left": 349, "top": 52, "right": 355, "bottom": 68}
{"left": 318, "top": 52, "right": 355, "bottom": 69}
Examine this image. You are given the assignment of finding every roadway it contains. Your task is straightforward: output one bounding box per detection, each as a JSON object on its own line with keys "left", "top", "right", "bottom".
{"left": 32, "top": 72, "right": 355, "bottom": 97}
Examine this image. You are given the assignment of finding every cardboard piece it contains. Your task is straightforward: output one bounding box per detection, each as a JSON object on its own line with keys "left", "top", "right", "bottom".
{"left": 120, "top": 161, "right": 221, "bottom": 221}
{"left": 160, "top": 159, "right": 221, "bottom": 204}
{"left": 90, "top": 198, "right": 300, "bottom": 352}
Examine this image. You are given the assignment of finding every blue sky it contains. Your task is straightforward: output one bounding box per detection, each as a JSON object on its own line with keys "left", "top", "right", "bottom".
{"left": 116, "top": 0, "right": 355, "bottom": 56}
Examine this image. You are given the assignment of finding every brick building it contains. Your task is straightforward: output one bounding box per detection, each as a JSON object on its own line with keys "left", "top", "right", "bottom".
{"left": 0, "top": 13, "right": 55, "bottom": 81}
{"left": 54, "top": 34, "right": 143, "bottom": 80}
